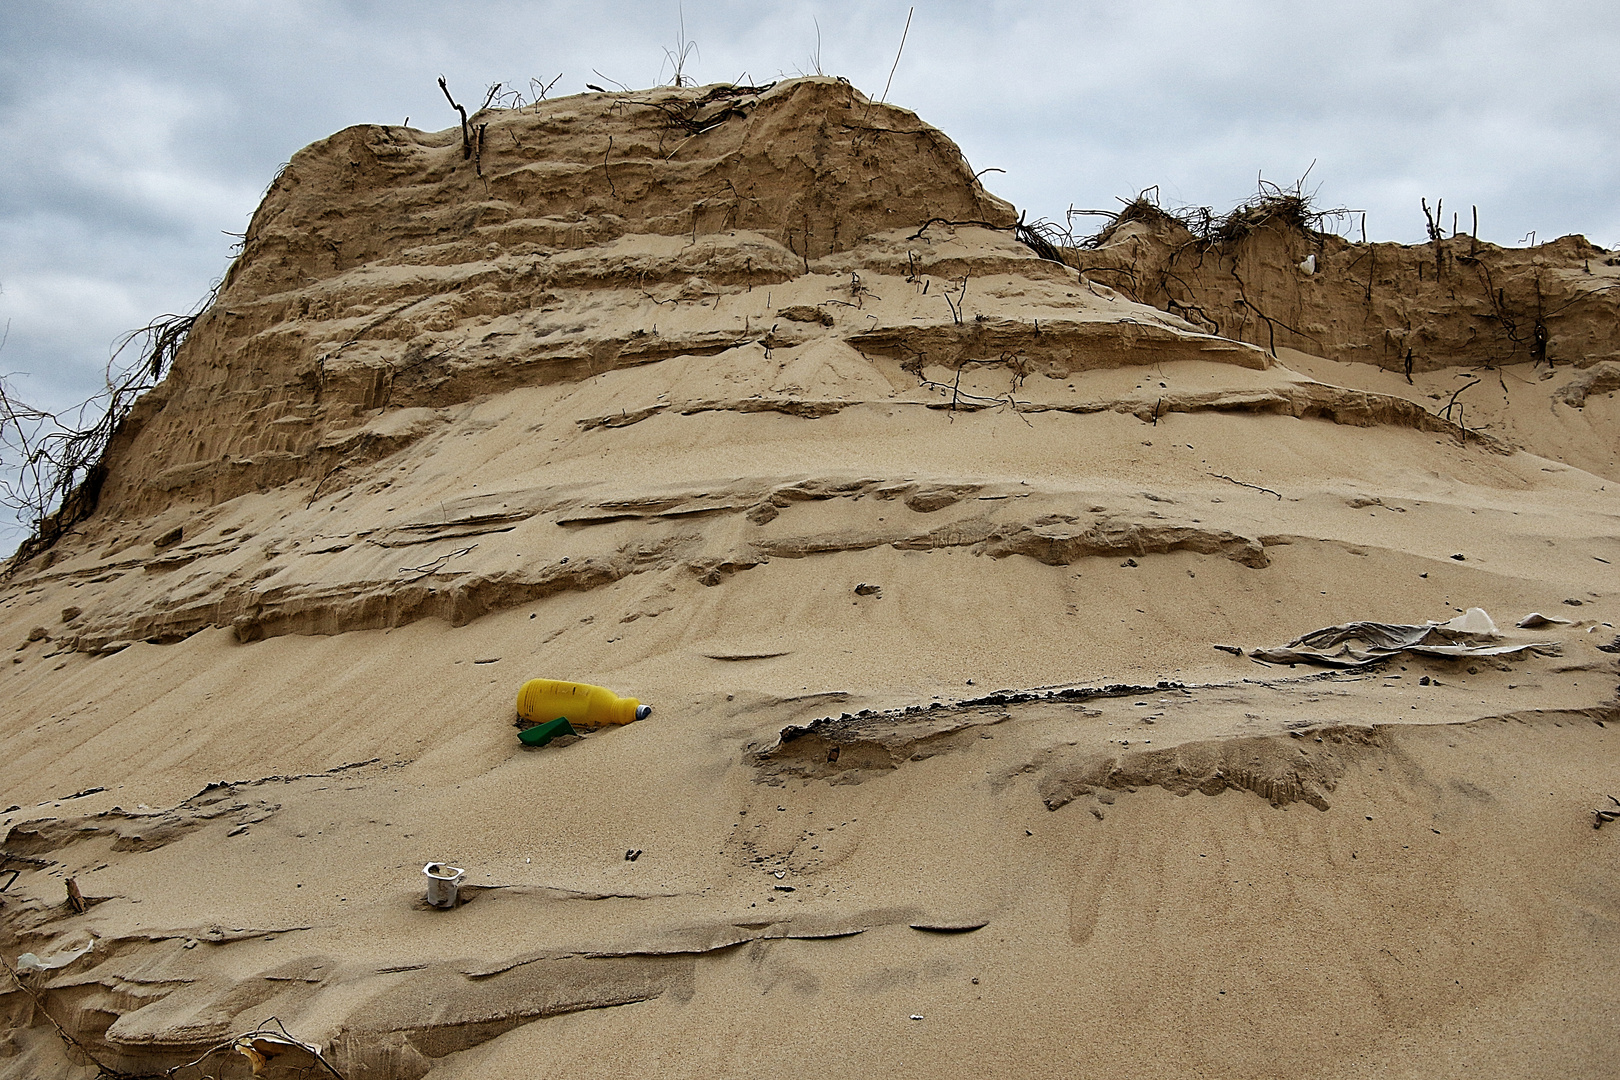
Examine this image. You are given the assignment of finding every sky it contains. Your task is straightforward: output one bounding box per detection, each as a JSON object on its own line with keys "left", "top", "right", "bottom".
{"left": 1, "top": 0, "right": 1618, "bottom": 549}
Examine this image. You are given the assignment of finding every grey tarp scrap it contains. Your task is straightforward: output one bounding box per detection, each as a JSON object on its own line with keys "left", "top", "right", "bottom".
{"left": 1516, "top": 612, "right": 1573, "bottom": 628}
{"left": 1250, "top": 609, "right": 1559, "bottom": 667}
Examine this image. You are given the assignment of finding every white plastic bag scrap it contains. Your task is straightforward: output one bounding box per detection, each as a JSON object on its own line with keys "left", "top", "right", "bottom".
{"left": 1251, "top": 608, "right": 1557, "bottom": 667}
{"left": 1440, "top": 607, "right": 1498, "bottom": 635}
{"left": 15, "top": 939, "right": 93, "bottom": 972}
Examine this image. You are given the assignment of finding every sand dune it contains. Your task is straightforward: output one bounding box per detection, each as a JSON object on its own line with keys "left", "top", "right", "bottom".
{"left": 2, "top": 78, "right": 1617, "bottom": 1079}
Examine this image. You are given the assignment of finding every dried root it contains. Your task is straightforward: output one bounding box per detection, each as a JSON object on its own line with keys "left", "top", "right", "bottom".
{"left": 2, "top": 291, "right": 211, "bottom": 574}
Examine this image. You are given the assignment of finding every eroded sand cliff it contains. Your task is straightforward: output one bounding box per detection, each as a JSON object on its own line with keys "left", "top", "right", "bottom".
{"left": 2, "top": 79, "right": 1617, "bottom": 1080}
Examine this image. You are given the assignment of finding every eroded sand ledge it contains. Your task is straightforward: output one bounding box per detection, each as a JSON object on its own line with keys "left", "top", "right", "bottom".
{"left": 2, "top": 78, "right": 1618, "bottom": 1080}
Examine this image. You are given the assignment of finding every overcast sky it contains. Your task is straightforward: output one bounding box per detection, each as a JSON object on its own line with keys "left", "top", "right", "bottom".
{"left": 2, "top": 0, "right": 1618, "bottom": 548}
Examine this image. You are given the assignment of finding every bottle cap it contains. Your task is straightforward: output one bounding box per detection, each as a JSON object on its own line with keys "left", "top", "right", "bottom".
{"left": 635, "top": 705, "right": 652, "bottom": 720}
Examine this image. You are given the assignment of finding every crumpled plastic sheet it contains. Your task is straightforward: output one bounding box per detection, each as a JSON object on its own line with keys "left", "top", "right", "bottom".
{"left": 1251, "top": 609, "right": 1559, "bottom": 667}
{"left": 15, "top": 939, "right": 94, "bottom": 973}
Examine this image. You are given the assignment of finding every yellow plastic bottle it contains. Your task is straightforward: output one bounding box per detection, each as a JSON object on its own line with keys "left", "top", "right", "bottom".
{"left": 516, "top": 679, "right": 650, "bottom": 729}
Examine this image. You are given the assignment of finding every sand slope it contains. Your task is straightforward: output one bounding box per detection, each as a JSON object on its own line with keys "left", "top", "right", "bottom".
{"left": 2, "top": 79, "right": 1618, "bottom": 1079}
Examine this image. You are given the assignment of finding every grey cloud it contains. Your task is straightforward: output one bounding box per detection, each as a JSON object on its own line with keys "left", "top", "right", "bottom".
{"left": 1, "top": 0, "right": 1617, "bottom": 545}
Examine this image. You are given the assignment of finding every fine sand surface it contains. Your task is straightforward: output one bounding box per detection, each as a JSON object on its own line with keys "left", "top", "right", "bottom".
{"left": 2, "top": 79, "right": 1617, "bottom": 1079}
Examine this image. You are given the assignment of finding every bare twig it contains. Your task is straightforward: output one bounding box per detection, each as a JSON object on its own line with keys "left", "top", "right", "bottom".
{"left": 437, "top": 76, "right": 472, "bottom": 159}
{"left": 1594, "top": 794, "right": 1619, "bottom": 829}
{"left": 400, "top": 545, "right": 476, "bottom": 579}
{"left": 1208, "top": 472, "right": 1282, "bottom": 499}
{"left": 532, "top": 73, "right": 563, "bottom": 105}
{"left": 1, "top": 954, "right": 134, "bottom": 1077}
{"left": 1014, "top": 211, "right": 1069, "bottom": 265}
{"left": 1084, "top": 176, "right": 1358, "bottom": 250}
{"left": 3, "top": 286, "right": 214, "bottom": 573}
{"left": 1421, "top": 197, "right": 1445, "bottom": 279}
{"left": 627, "top": 83, "right": 769, "bottom": 142}
{"left": 848, "top": 272, "right": 879, "bottom": 308}
{"left": 941, "top": 274, "right": 969, "bottom": 325}
{"left": 164, "top": 1016, "right": 345, "bottom": 1079}
{"left": 907, "top": 217, "right": 1018, "bottom": 241}
{"left": 1440, "top": 378, "right": 1480, "bottom": 424}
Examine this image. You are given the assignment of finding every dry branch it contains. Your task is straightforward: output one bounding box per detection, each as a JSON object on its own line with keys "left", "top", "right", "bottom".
{"left": 1082, "top": 177, "right": 1356, "bottom": 252}
{"left": 3, "top": 290, "right": 212, "bottom": 573}
{"left": 163, "top": 1016, "right": 345, "bottom": 1079}
{"left": 437, "top": 75, "right": 472, "bottom": 159}
{"left": 1209, "top": 472, "right": 1282, "bottom": 499}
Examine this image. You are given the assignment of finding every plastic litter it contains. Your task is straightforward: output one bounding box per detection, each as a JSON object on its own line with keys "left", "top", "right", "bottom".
{"left": 1251, "top": 608, "right": 1557, "bottom": 667}
{"left": 422, "top": 863, "right": 464, "bottom": 909}
{"left": 517, "top": 716, "right": 579, "bottom": 747}
{"left": 15, "top": 939, "right": 93, "bottom": 972}
{"left": 1517, "top": 612, "right": 1573, "bottom": 628}
{"left": 1441, "top": 607, "right": 1498, "bottom": 635}
{"left": 516, "top": 679, "right": 649, "bottom": 729}
{"left": 213, "top": 1020, "right": 341, "bottom": 1078}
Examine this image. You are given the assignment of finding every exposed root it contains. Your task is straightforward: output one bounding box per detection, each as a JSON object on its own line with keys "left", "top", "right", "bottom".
{"left": 3, "top": 297, "right": 211, "bottom": 574}
{"left": 1066, "top": 180, "right": 1617, "bottom": 374}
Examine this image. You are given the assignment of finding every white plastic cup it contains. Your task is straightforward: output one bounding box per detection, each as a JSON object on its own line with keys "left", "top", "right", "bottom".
{"left": 423, "top": 863, "right": 464, "bottom": 908}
